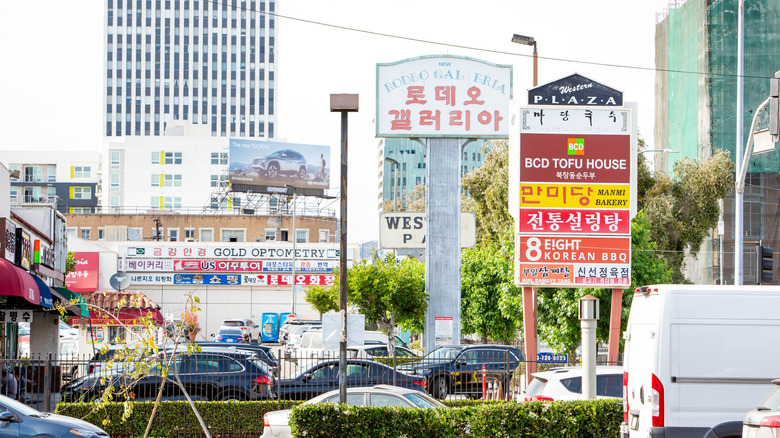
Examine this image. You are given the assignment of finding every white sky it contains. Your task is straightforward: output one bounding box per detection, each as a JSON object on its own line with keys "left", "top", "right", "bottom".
{"left": 0, "top": 0, "right": 673, "bottom": 243}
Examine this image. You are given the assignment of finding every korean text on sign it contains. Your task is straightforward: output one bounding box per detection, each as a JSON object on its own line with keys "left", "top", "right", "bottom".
{"left": 388, "top": 85, "right": 503, "bottom": 133}
{"left": 520, "top": 184, "right": 630, "bottom": 209}
{"left": 519, "top": 209, "right": 630, "bottom": 234}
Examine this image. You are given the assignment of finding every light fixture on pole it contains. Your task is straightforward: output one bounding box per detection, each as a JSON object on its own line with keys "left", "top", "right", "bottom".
{"left": 511, "top": 34, "right": 538, "bottom": 87}
{"left": 330, "top": 93, "right": 359, "bottom": 405}
{"left": 384, "top": 157, "right": 399, "bottom": 211}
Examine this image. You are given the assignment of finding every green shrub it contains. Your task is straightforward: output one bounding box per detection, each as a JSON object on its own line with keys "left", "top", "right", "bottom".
{"left": 289, "top": 399, "right": 622, "bottom": 438}
{"left": 55, "top": 400, "right": 302, "bottom": 438}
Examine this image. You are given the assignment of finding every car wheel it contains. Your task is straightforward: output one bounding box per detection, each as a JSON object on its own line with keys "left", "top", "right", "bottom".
{"left": 267, "top": 163, "right": 280, "bottom": 178}
{"left": 219, "top": 392, "right": 244, "bottom": 402}
{"left": 298, "top": 166, "right": 307, "bottom": 179}
{"left": 433, "top": 376, "right": 449, "bottom": 399}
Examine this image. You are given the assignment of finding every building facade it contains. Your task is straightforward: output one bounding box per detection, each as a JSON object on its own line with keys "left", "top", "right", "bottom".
{"left": 3, "top": 152, "right": 101, "bottom": 214}
{"left": 104, "top": 0, "right": 277, "bottom": 138}
{"left": 378, "top": 138, "right": 490, "bottom": 211}
{"left": 655, "top": 0, "right": 780, "bottom": 284}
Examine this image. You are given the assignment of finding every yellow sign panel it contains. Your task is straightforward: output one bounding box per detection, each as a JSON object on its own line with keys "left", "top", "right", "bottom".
{"left": 519, "top": 184, "right": 630, "bottom": 209}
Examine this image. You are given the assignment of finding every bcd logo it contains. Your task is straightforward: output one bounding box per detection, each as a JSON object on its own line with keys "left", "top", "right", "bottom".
{"left": 567, "top": 138, "right": 584, "bottom": 155}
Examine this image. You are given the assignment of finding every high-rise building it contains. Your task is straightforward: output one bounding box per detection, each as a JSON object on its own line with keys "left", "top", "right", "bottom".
{"left": 655, "top": 0, "right": 780, "bottom": 284}
{"left": 103, "top": 0, "right": 277, "bottom": 138}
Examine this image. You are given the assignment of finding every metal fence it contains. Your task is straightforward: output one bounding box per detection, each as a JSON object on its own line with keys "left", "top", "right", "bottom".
{"left": 3, "top": 348, "right": 622, "bottom": 412}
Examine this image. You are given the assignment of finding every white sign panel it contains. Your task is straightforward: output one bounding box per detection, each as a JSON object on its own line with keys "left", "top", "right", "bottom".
{"left": 380, "top": 212, "right": 476, "bottom": 249}
{"left": 520, "top": 107, "right": 630, "bottom": 134}
{"left": 322, "top": 313, "right": 365, "bottom": 351}
{"left": 0, "top": 310, "right": 33, "bottom": 323}
{"left": 123, "top": 245, "right": 337, "bottom": 260}
{"left": 434, "top": 316, "right": 453, "bottom": 347}
{"left": 376, "top": 55, "right": 512, "bottom": 138}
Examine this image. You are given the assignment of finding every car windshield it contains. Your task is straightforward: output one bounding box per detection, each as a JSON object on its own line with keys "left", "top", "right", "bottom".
{"left": 423, "top": 347, "right": 461, "bottom": 361}
{"left": 524, "top": 376, "right": 548, "bottom": 396}
{"left": 0, "top": 394, "right": 44, "bottom": 417}
{"left": 222, "top": 321, "right": 245, "bottom": 327}
{"left": 757, "top": 384, "right": 780, "bottom": 410}
{"left": 219, "top": 329, "right": 243, "bottom": 336}
{"left": 404, "top": 392, "right": 447, "bottom": 408}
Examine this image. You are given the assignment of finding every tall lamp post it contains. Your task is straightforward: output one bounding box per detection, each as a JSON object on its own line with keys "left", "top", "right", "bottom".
{"left": 384, "top": 157, "right": 399, "bottom": 211}
{"left": 511, "top": 34, "right": 538, "bottom": 87}
{"left": 330, "top": 93, "right": 359, "bottom": 404}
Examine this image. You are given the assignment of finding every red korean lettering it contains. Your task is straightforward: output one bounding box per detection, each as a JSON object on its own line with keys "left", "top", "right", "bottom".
{"left": 449, "top": 110, "right": 471, "bottom": 130}
{"left": 521, "top": 185, "right": 540, "bottom": 204}
{"left": 405, "top": 86, "right": 427, "bottom": 104}
{"left": 434, "top": 86, "right": 456, "bottom": 106}
{"left": 464, "top": 87, "right": 484, "bottom": 105}
{"left": 419, "top": 110, "right": 441, "bottom": 130}
{"left": 389, "top": 110, "right": 412, "bottom": 130}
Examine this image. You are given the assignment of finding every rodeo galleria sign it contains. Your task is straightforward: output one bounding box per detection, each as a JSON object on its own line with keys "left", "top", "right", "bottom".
{"left": 122, "top": 244, "right": 339, "bottom": 260}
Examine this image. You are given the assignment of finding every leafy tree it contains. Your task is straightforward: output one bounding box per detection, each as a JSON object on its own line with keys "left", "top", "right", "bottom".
{"left": 460, "top": 233, "right": 523, "bottom": 342}
{"left": 536, "top": 213, "right": 673, "bottom": 356}
{"left": 304, "top": 283, "right": 339, "bottom": 318}
{"left": 462, "top": 140, "right": 512, "bottom": 244}
{"left": 65, "top": 252, "right": 77, "bottom": 276}
{"left": 346, "top": 254, "right": 427, "bottom": 352}
{"left": 642, "top": 151, "right": 734, "bottom": 282}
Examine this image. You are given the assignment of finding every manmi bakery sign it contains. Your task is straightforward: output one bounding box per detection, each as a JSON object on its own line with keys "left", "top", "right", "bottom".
{"left": 515, "top": 76, "right": 635, "bottom": 288}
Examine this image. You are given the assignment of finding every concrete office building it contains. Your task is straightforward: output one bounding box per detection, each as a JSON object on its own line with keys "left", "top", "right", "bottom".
{"left": 104, "top": 0, "right": 277, "bottom": 138}
{"left": 654, "top": 0, "right": 780, "bottom": 284}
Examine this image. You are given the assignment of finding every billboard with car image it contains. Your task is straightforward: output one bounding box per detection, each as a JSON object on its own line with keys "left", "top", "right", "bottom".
{"left": 228, "top": 139, "right": 331, "bottom": 193}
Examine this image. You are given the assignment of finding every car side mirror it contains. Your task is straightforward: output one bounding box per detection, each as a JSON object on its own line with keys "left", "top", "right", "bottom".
{"left": 210, "top": 333, "right": 215, "bottom": 338}
{"left": 0, "top": 412, "right": 14, "bottom": 422}
{"left": 302, "top": 373, "right": 312, "bottom": 383}
{"left": 455, "top": 359, "right": 466, "bottom": 368}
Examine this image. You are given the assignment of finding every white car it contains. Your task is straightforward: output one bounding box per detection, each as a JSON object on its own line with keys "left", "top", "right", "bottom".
{"left": 347, "top": 345, "right": 419, "bottom": 360}
{"left": 261, "top": 385, "right": 445, "bottom": 438}
{"left": 743, "top": 379, "right": 780, "bottom": 438}
{"left": 221, "top": 318, "right": 261, "bottom": 342}
{"left": 522, "top": 366, "right": 623, "bottom": 401}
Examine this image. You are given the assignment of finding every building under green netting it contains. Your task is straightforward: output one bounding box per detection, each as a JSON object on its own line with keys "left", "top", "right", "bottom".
{"left": 655, "top": 0, "right": 780, "bottom": 284}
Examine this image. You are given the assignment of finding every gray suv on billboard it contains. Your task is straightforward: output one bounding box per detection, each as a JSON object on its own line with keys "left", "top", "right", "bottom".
{"left": 252, "top": 149, "right": 307, "bottom": 179}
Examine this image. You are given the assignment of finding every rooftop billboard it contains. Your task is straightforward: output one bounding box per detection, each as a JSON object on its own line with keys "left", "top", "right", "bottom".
{"left": 228, "top": 139, "right": 331, "bottom": 193}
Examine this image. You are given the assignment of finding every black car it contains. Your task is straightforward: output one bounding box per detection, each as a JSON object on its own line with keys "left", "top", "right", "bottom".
{"left": 399, "top": 344, "right": 524, "bottom": 399}
{"left": 196, "top": 342, "right": 279, "bottom": 375}
{"left": 62, "top": 349, "right": 275, "bottom": 403}
{"left": 278, "top": 359, "right": 426, "bottom": 400}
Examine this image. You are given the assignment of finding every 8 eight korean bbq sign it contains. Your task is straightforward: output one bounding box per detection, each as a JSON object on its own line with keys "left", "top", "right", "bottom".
{"left": 376, "top": 55, "right": 512, "bottom": 138}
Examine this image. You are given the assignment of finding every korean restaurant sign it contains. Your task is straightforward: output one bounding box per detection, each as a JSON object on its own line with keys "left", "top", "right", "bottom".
{"left": 376, "top": 55, "right": 512, "bottom": 138}
{"left": 117, "top": 259, "right": 337, "bottom": 273}
{"left": 65, "top": 252, "right": 100, "bottom": 292}
{"left": 515, "top": 105, "right": 635, "bottom": 288}
{"left": 528, "top": 73, "right": 623, "bottom": 107}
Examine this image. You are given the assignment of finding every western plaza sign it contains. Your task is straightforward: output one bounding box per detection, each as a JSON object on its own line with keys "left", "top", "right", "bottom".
{"left": 379, "top": 212, "right": 476, "bottom": 249}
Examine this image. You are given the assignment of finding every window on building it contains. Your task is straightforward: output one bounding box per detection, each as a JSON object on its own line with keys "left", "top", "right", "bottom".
{"left": 111, "top": 151, "right": 121, "bottom": 168}
{"left": 71, "top": 186, "right": 92, "bottom": 200}
{"left": 168, "top": 228, "right": 179, "bottom": 242}
{"left": 24, "top": 166, "right": 44, "bottom": 183}
{"left": 9, "top": 187, "right": 18, "bottom": 203}
{"left": 111, "top": 173, "right": 120, "bottom": 189}
{"left": 200, "top": 228, "right": 214, "bottom": 242}
{"left": 73, "top": 166, "right": 92, "bottom": 178}
{"left": 127, "top": 227, "right": 143, "bottom": 241}
{"left": 164, "top": 174, "right": 182, "bottom": 186}
{"left": 151, "top": 174, "right": 160, "bottom": 186}
{"left": 295, "top": 229, "right": 308, "bottom": 243}
{"left": 151, "top": 151, "right": 161, "bottom": 164}
{"left": 210, "top": 151, "right": 228, "bottom": 164}
{"left": 279, "top": 229, "right": 289, "bottom": 242}
{"left": 220, "top": 229, "right": 245, "bottom": 242}
{"left": 164, "top": 151, "right": 183, "bottom": 164}
{"left": 97, "top": 228, "right": 106, "bottom": 240}
{"left": 65, "top": 228, "right": 77, "bottom": 237}
{"left": 265, "top": 229, "right": 276, "bottom": 241}
{"left": 319, "top": 229, "right": 329, "bottom": 243}
{"left": 110, "top": 195, "right": 120, "bottom": 210}
{"left": 185, "top": 228, "right": 195, "bottom": 241}
{"left": 80, "top": 228, "right": 91, "bottom": 240}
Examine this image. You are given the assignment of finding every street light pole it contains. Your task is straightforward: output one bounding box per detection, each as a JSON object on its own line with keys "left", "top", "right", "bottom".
{"left": 330, "top": 93, "right": 358, "bottom": 404}
{"left": 511, "top": 34, "right": 538, "bottom": 87}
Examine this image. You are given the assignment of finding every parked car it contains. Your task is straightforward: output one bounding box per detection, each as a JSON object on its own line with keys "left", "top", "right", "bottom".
{"left": 196, "top": 342, "right": 279, "bottom": 375}
{"left": 214, "top": 327, "right": 245, "bottom": 343}
{"left": 742, "top": 379, "right": 780, "bottom": 438}
{"left": 282, "top": 323, "right": 320, "bottom": 347}
{"left": 261, "top": 385, "right": 445, "bottom": 438}
{"left": 347, "top": 345, "right": 419, "bottom": 360}
{"left": 399, "top": 344, "right": 524, "bottom": 399}
{"left": 220, "top": 319, "right": 261, "bottom": 342}
{"left": 0, "top": 394, "right": 109, "bottom": 437}
{"left": 252, "top": 149, "right": 307, "bottom": 179}
{"left": 288, "top": 328, "right": 410, "bottom": 363}
{"left": 63, "top": 349, "right": 275, "bottom": 402}
{"left": 277, "top": 359, "right": 426, "bottom": 400}
{"left": 521, "top": 366, "right": 623, "bottom": 401}
{"left": 279, "top": 320, "right": 321, "bottom": 344}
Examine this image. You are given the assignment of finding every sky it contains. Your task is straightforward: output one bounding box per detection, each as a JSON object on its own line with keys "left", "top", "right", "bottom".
{"left": 0, "top": 0, "right": 674, "bottom": 243}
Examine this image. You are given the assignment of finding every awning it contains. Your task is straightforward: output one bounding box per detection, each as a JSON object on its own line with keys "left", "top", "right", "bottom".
{"left": 51, "top": 287, "right": 89, "bottom": 317}
{"left": 0, "top": 258, "right": 40, "bottom": 305}
{"left": 28, "top": 274, "right": 54, "bottom": 309}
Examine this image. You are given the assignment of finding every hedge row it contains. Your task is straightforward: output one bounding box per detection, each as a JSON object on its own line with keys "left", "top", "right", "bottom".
{"left": 55, "top": 400, "right": 301, "bottom": 438}
{"left": 56, "top": 399, "right": 621, "bottom": 438}
{"left": 290, "top": 400, "right": 623, "bottom": 438}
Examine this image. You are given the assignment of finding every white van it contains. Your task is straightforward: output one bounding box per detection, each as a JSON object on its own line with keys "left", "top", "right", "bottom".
{"left": 622, "top": 285, "right": 780, "bottom": 438}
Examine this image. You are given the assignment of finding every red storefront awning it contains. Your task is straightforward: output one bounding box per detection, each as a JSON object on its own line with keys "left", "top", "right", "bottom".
{"left": 0, "top": 258, "right": 40, "bottom": 305}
